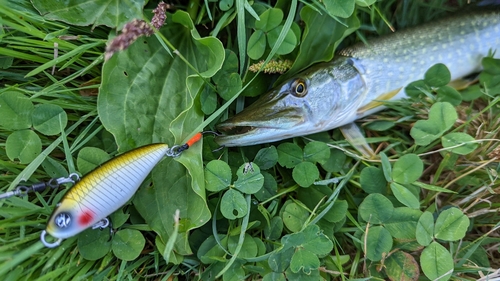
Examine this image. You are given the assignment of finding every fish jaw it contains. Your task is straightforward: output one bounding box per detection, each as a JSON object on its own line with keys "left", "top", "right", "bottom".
{"left": 216, "top": 84, "right": 312, "bottom": 146}
{"left": 216, "top": 116, "right": 327, "bottom": 146}
{"left": 216, "top": 58, "right": 366, "bottom": 147}
{"left": 216, "top": 127, "right": 299, "bottom": 147}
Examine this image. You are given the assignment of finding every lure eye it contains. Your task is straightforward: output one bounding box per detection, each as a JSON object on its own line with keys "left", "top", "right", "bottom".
{"left": 291, "top": 79, "right": 307, "bottom": 97}
{"left": 54, "top": 212, "right": 72, "bottom": 229}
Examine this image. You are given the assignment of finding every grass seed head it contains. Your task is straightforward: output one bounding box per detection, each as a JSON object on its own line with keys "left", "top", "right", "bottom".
{"left": 105, "top": 19, "right": 154, "bottom": 61}
{"left": 152, "top": 2, "right": 170, "bottom": 29}
{"left": 249, "top": 59, "right": 293, "bottom": 74}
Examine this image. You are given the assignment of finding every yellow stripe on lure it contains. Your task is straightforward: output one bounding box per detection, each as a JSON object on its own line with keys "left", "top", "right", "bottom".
{"left": 39, "top": 132, "right": 205, "bottom": 247}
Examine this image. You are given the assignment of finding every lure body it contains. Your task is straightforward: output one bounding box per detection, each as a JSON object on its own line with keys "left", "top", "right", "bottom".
{"left": 45, "top": 143, "right": 169, "bottom": 240}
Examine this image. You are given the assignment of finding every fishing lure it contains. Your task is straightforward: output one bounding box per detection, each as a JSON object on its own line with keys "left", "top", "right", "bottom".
{"left": 41, "top": 134, "right": 208, "bottom": 247}
{"left": 1, "top": 132, "right": 207, "bottom": 248}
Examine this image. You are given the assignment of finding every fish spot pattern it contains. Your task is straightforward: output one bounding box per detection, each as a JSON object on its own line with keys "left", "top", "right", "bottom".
{"left": 338, "top": 9, "right": 500, "bottom": 105}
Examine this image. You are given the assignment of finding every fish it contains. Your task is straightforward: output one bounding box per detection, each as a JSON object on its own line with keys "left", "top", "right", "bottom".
{"left": 215, "top": 8, "right": 500, "bottom": 147}
{"left": 40, "top": 144, "right": 170, "bottom": 247}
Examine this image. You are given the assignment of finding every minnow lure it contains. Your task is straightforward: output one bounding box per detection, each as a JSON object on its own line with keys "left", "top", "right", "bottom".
{"left": 39, "top": 133, "right": 207, "bottom": 247}
{"left": 40, "top": 143, "right": 170, "bottom": 247}
{"left": 1, "top": 133, "right": 206, "bottom": 248}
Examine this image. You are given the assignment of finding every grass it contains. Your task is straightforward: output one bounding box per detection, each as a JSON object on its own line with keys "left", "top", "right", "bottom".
{"left": 1, "top": 0, "right": 500, "bottom": 280}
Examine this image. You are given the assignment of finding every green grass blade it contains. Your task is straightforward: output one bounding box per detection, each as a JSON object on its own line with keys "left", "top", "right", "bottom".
{"left": 235, "top": 0, "right": 246, "bottom": 74}
{"left": 0, "top": 241, "right": 45, "bottom": 276}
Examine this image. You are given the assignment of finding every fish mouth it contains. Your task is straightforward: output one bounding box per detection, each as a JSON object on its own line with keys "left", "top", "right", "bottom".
{"left": 217, "top": 122, "right": 287, "bottom": 135}
{"left": 215, "top": 114, "right": 305, "bottom": 146}
{"left": 215, "top": 104, "right": 302, "bottom": 138}
{"left": 214, "top": 86, "right": 307, "bottom": 146}
{"left": 216, "top": 124, "right": 256, "bottom": 136}
{"left": 215, "top": 120, "right": 291, "bottom": 146}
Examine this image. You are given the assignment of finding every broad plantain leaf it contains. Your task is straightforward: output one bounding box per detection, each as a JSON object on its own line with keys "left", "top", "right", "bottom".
{"left": 32, "top": 0, "right": 145, "bottom": 29}
{"left": 99, "top": 11, "right": 224, "bottom": 255}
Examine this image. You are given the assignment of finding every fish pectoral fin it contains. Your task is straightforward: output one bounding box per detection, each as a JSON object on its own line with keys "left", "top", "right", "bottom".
{"left": 340, "top": 123, "right": 375, "bottom": 158}
{"left": 357, "top": 88, "right": 402, "bottom": 115}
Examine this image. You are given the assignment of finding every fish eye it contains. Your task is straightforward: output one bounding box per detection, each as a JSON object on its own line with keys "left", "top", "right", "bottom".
{"left": 292, "top": 79, "right": 307, "bottom": 97}
{"left": 54, "top": 212, "right": 72, "bottom": 229}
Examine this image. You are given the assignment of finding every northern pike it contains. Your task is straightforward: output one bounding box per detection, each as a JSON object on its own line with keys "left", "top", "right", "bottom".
{"left": 215, "top": 7, "right": 500, "bottom": 147}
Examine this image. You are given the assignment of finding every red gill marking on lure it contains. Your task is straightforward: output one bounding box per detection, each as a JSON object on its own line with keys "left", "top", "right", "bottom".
{"left": 78, "top": 210, "right": 94, "bottom": 226}
{"left": 186, "top": 132, "right": 203, "bottom": 147}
